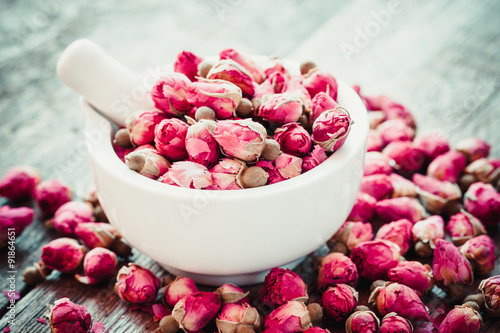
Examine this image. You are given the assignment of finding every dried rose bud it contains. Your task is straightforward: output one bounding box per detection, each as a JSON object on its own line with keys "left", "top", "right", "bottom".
{"left": 214, "top": 119, "right": 267, "bottom": 162}
{"left": 220, "top": 48, "right": 264, "bottom": 83}
{"left": 207, "top": 59, "right": 255, "bottom": 96}
{"left": 302, "top": 69, "right": 338, "bottom": 100}
{"left": 413, "top": 132, "right": 450, "bottom": 163}
{"left": 304, "top": 328, "right": 330, "bottom": 333}
{"left": 456, "top": 137, "right": 490, "bottom": 163}
{"left": 464, "top": 182, "right": 500, "bottom": 226}
{"left": 187, "top": 78, "right": 242, "bottom": 119}
{"left": 322, "top": 284, "right": 358, "bottom": 321}
{"left": 34, "top": 180, "right": 73, "bottom": 217}
{"left": 411, "top": 215, "right": 444, "bottom": 258}
{"left": 50, "top": 297, "right": 92, "bottom": 333}
{"left": 216, "top": 303, "right": 260, "bottom": 333}
{"left": 258, "top": 93, "right": 303, "bottom": 125}
{"left": 254, "top": 79, "right": 275, "bottom": 100}
{"left": 413, "top": 173, "right": 462, "bottom": 214}
{"left": 377, "top": 119, "right": 415, "bottom": 145}
{"left": 208, "top": 158, "right": 245, "bottom": 190}
{"left": 76, "top": 247, "right": 117, "bottom": 284}
{"left": 174, "top": 51, "right": 203, "bottom": 81}
{"left": 375, "top": 197, "right": 426, "bottom": 223}
{"left": 125, "top": 110, "right": 167, "bottom": 147}
{"left": 114, "top": 264, "right": 160, "bottom": 303}
{"left": 378, "top": 98, "right": 415, "bottom": 128}
{"left": 329, "top": 221, "right": 373, "bottom": 253}
{"left": 379, "top": 313, "right": 413, "bottom": 333}
{"left": 312, "top": 107, "right": 353, "bottom": 153}
{"left": 375, "top": 219, "right": 413, "bottom": 255}
{"left": 459, "top": 235, "right": 496, "bottom": 275}
{"left": 311, "top": 91, "right": 338, "bottom": 124}
{"left": 464, "top": 157, "right": 500, "bottom": 185}
{"left": 163, "top": 276, "right": 199, "bottom": 308}
{"left": 382, "top": 141, "right": 424, "bottom": 175}
{"left": 345, "top": 307, "right": 379, "bottom": 333}
{"left": 364, "top": 152, "right": 393, "bottom": 176}
{"left": 479, "top": 275, "right": 500, "bottom": 317}
{"left": 184, "top": 118, "right": 219, "bottom": 168}
{"left": 0, "top": 166, "right": 40, "bottom": 201}
{"left": 360, "top": 174, "right": 394, "bottom": 201}
{"left": 0, "top": 206, "right": 34, "bottom": 248}
{"left": 388, "top": 261, "right": 434, "bottom": 297}
{"left": 318, "top": 252, "right": 358, "bottom": 290}
{"left": 74, "top": 222, "right": 116, "bottom": 249}
{"left": 390, "top": 173, "right": 418, "bottom": 198}
{"left": 256, "top": 153, "right": 303, "bottom": 185}
{"left": 368, "top": 111, "right": 386, "bottom": 130}
{"left": 438, "top": 304, "right": 482, "bottom": 333}
{"left": 302, "top": 145, "right": 328, "bottom": 173}
{"left": 154, "top": 118, "right": 190, "bottom": 161}
{"left": 427, "top": 150, "right": 467, "bottom": 183}
{"left": 447, "top": 211, "right": 486, "bottom": 246}
{"left": 433, "top": 239, "right": 473, "bottom": 301}
{"left": 274, "top": 123, "right": 312, "bottom": 157}
{"left": 161, "top": 161, "right": 213, "bottom": 189}
{"left": 151, "top": 74, "right": 192, "bottom": 116}
{"left": 261, "top": 267, "right": 308, "bottom": 308}
{"left": 125, "top": 147, "right": 171, "bottom": 180}
{"left": 114, "top": 143, "right": 135, "bottom": 162}
{"left": 216, "top": 283, "right": 250, "bottom": 305}
{"left": 172, "top": 291, "right": 222, "bottom": 332}
{"left": 350, "top": 240, "right": 402, "bottom": 281}
{"left": 263, "top": 301, "right": 314, "bottom": 332}
{"left": 261, "top": 138, "right": 282, "bottom": 162}
{"left": 41, "top": 237, "right": 86, "bottom": 274}
{"left": 366, "top": 130, "right": 384, "bottom": 152}
{"left": 51, "top": 201, "right": 94, "bottom": 236}
{"left": 267, "top": 70, "right": 289, "bottom": 94}
{"left": 284, "top": 76, "right": 313, "bottom": 112}
{"left": 347, "top": 192, "right": 376, "bottom": 222}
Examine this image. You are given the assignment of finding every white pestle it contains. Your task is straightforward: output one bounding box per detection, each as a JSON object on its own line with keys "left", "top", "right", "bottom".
{"left": 57, "top": 39, "right": 154, "bottom": 127}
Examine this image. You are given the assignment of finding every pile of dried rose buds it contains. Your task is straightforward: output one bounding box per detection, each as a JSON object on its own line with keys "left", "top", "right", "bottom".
{"left": 113, "top": 48, "right": 353, "bottom": 189}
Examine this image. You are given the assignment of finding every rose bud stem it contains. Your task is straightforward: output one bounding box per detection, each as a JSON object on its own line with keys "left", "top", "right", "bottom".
{"left": 236, "top": 98, "right": 254, "bottom": 118}
{"left": 300, "top": 61, "right": 317, "bottom": 75}
{"left": 23, "top": 261, "right": 52, "bottom": 285}
{"left": 198, "top": 60, "right": 214, "bottom": 78}
{"left": 159, "top": 315, "right": 180, "bottom": 333}
{"left": 113, "top": 128, "right": 132, "bottom": 148}
{"left": 239, "top": 166, "right": 269, "bottom": 189}
{"left": 307, "top": 303, "right": 323, "bottom": 323}
{"left": 195, "top": 106, "right": 216, "bottom": 122}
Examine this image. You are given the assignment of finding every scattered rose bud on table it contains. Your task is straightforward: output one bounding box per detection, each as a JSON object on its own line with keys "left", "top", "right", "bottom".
{"left": 0, "top": 206, "right": 34, "bottom": 248}
{"left": 0, "top": 165, "right": 40, "bottom": 201}
{"left": 479, "top": 275, "right": 500, "bottom": 317}
{"left": 34, "top": 179, "right": 73, "bottom": 217}
{"left": 162, "top": 276, "right": 199, "bottom": 308}
{"left": 260, "top": 267, "right": 308, "bottom": 308}
{"left": 115, "top": 264, "right": 160, "bottom": 304}
{"left": 216, "top": 283, "right": 250, "bottom": 305}
{"left": 49, "top": 298, "right": 93, "bottom": 333}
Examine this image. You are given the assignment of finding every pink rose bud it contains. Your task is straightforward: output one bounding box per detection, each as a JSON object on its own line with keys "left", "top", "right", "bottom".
{"left": 345, "top": 307, "right": 379, "bottom": 333}
{"left": 254, "top": 78, "right": 278, "bottom": 99}
{"left": 283, "top": 76, "right": 313, "bottom": 112}
{"left": 0, "top": 166, "right": 40, "bottom": 201}
{"left": 311, "top": 91, "right": 338, "bottom": 124}
{"left": 258, "top": 93, "right": 303, "bottom": 125}
{"left": 52, "top": 201, "right": 94, "bottom": 236}
{"left": 464, "top": 157, "right": 500, "bottom": 185}
{"left": 263, "top": 301, "right": 314, "bottom": 332}
{"left": 174, "top": 51, "right": 204, "bottom": 81}
{"left": 347, "top": 192, "right": 376, "bottom": 222}
{"left": 125, "top": 147, "right": 171, "bottom": 180}
{"left": 376, "top": 119, "right": 415, "bottom": 145}
{"left": 41, "top": 237, "right": 86, "bottom": 274}
{"left": 113, "top": 143, "right": 134, "bottom": 162}
{"left": 163, "top": 276, "right": 199, "bottom": 308}
{"left": 216, "top": 303, "right": 260, "bottom": 333}
{"left": 459, "top": 235, "right": 496, "bottom": 275}
{"left": 187, "top": 78, "right": 242, "bottom": 119}
{"left": 34, "top": 180, "right": 73, "bottom": 217}
{"left": 456, "top": 137, "right": 490, "bottom": 162}
{"left": 207, "top": 59, "right": 256, "bottom": 96}
{"left": 172, "top": 291, "right": 222, "bottom": 332}
{"left": 329, "top": 221, "right": 373, "bottom": 253}
{"left": 125, "top": 110, "right": 167, "bottom": 147}
{"left": 302, "top": 145, "right": 328, "bottom": 173}
{"left": 274, "top": 123, "right": 312, "bottom": 157}
{"left": 413, "top": 132, "right": 450, "bottom": 163}
{"left": 261, "top": 267, "right": 308, "bottom": 308}
{"left": 350, "top": 240, "right": 402, "bottom": 281}
{"left": 312, "top": 107, "right": 353, "bottom": 152}
{"left": 267, "top": 70, "right": 289, "bottom": 94}
{"left": 214, "top": 119, "right": 267, "bottom": 162}
{"left": 220, "top": 48, "right": 264, "bottom": 83}
{"left": 161, "top": 161, "right": 213, "bottom": 189}
{"left": 432, "top": 239, "right": 474, "bottom": 301}
{"left": 375, "top": 197, "right": 426, "bottom": 223}
{"left": 369, "top": 282, "right": 430, "bottom": 322}
{"left": 411, "top": 215, "right": 445, "bottom": 258}
{"left": 50, "top": 297, "right": 92, "bottom": 333}
{"left": 216, "top": 283, "right": 250, "bottom": 305}
{"left": 438, "top": 304, "right": 482, "bottom": 333}
{"left": 151, "top": 74, "right": 192, "bottom": 116}
{"left": 114, "top": 264, "right": 160, "bottom": 303}
{"left": 368, "top": 111, "right": 386, "bottom": 129}
{"left": 0, "top": 206, "right": 34, "bottom": 248}
{"left": 382, "top": 141, "right": 425, "bottom": 174}
{"left": 447, "top": 211, "right": 486, "bottom": 246}
{"left": 304, "top": 328, "right": 330, "bottom": 333}
{"left": 388, "top": 261, "right": 434, "bottom": 297}
{"left": 479, "top": 275, "right": 500, "bottom": 317}
{"left": 256, "top": 153, "right": 303, "bottom": 185}
{"left": 464, "top": 182, "right": 500, "bottom": 226}
{"left": 413, "top": 173, "right": 462, "bottom": 214}
{"left": 375, "top": 219, "right": 413, "bottom": 255}
{"left": 379, "top": 313, "right": 413, "bottom": 333}
{"left": 318, "top": 252, "right": 358, "bottom": 291}
{"left": 154, "top": 118, "right": 190, "bottom": 161}
{"left": 322, "top": 284, "right": 358, "bottom": 321}
{"left": 74, "top": 222, "right": 119, "bottom": 249}
{"left": 366, "top": 130, "right": 384, "bottom": 152}
{"left": 427, "top": 150, "right": 467, "bottom": 183}
{"left": 185, "top": 118, "right": 219, "bottom": 168}
{"left": 364, "top": 152, "right": 393, "bottom": 176}
{"left": 76, "top": 247, "right": 117, "bottom": 284}
{"left": 379, "top": 98, "right": 415, "bottom": 128}
{"left": 360, "top": 174, "right": 394, "bottom": 201}
{"left": 209, "top": 158, "right": 246, "bottom": 190}
{"left": 390, "top": 173, "right": 418, "bottom": 198}
{"left": 302, "top": 69, "right": 338, "bottom": 100}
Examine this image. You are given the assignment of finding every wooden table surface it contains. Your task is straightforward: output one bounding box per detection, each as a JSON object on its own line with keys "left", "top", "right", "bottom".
{"left": 1, "top": 0, "right": 499, "bottom": 332}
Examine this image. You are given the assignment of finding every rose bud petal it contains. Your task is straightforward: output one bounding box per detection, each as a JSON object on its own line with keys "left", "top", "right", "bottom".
{"left": 254, "top": 79, "right": 276, "bottom": 100}
{"left": 214, "top": 119, "right": 267, "bottom": 162}
{"left": 413, "top": 132, "right": 450, "bottom": 163}
{"left": 368, "top": 111, "right": 386, "bottom": 130}
{"left": 345, "top": 307, "right": 379, "bottom": 333}
{"left": 382, "top": 141, "right": 425, "bottom": 175}
{"left": 347, "top": 192, "right": 376, "bottom": 222}
{"left": 163, "top": 276, "right": 199, "bottom": 308}
{"left": 216, "top": 303, "right": 260, "bottom": 333}
{"left": 207, "top": 59, "right": 255, "bottom": 96}
{"left": 329, "top": 221, "right": 373, "bottom": 254}
{"left": 364, "top": 152, "right": 393, "bottom": 176}
{"left": 479, "top": 275, "right": 500, "bottom": 317}
{"left": 114, "top": 264, "right": 160, "bottom": 303}
{"left": 161, "top": 161, "right": 213, "bottom": 189}
{"left": 375, "top": 197, "right": 426, "bottom": 223}
{"left": 304, "top": 327, "right": 331, "bottom": 333}
{"left": 456, "top": 137, "right": 490, "bottom": 163}
{"left": 151, "top": 74, "right": 192, "bottom": 116}
{"left": 312, "top": 107, "right": 353, "bottom": 152}
{"left": 459, "top": 235, "right": 496, "bottom": 275}
{"left": 263, "top": 301, "right": 313, "bottom": 332}
{"left": 41, "top": 237, "right": 86, "bottom": 274}
{"left": 216, "top": 283, "right": 250, "bottom": 305}
{"left": 368, "top": 282, "right": 430, "bottom": 322}
{"left": 220, "top": 48, "right": 264, "bottom": 83}
{"left": 413, "top": 173, "right": 462, "bottom": 214}
{"left": 267, "top": 70, "right": 289, "bottom": 94}
{"left": 311, "top": 91, "right": 338, "bottom": 124}
{"left": 390, "top": 173, "right": 418, "bottom": 198}
{"left": 464, "top": 182, "right": 500, "bottom": 226}
{"left": 302, "top": 145, "right": 328, "bottom": 173}
{"left": 0, "top": 166, "right": 40, "bottom": 201}
{"left": 388, "top": 261, "right": 434, "bottom": 297}
{"left": 438, "top": 304, "right": 482, "bottom": 333}
{"left": 432, "top": 239, "right": 473, "bottom": 301}
{"left": 51, "top": 201, "right": 94, "bottom": 236}
{"left": 264, "top": 58, "right": 288, "bottom": 77}
{"left": 256, "top": 154, "right": 303, "bottom": 185}
{"left": 187, "top": 78, "right": 242, "bottom": 119}
{"left": 379, "top": 98, "right": 415, "bottom": 128}
{"left": 464, "top": 158, "right": 500, "bottom": 185}
{"left": 283, "top": 76, "right": 313, "bottom": 112}
{"left": 125, "top": 110, "right": 167, "bottom": 147}
{"left": 360, "top": 174, "right": 394, "bottom": 201}
{"left": 274, "top": 123, "right": 312, "bottom": 157}
{"left": 34, "top": 180, "right": 73, "bottom": 217}
{"left": 377, "top": 119, "right": 415, "bottom": 145}
{"left": 302, "top": 69, "right": 338, "bottom": 100}
{"left": 379, "top": 313, "right": 413, "bottom": 333}
{"left": 74, "top": 222, "right": 124, "bottom": 250}
{"left": 125, "top": 147, "right": 171, "bottom": 180}
{"left": 375, "top": 219, "right": 413, "bottom": 255}
{"left": 174, "top": 51, "right": 203, "bottom": 81}
{"left": 0, "top": 206, "right": 34, "bottom": 248}
{"left": 185, "top": 118, "right": 219, "bottom": 168}
{"left": 258, "top": 93, "right": 303, "bottom": 125}
{"left": 172, "top": 291, "right": 222, "bottom": 332}
{"left": 261, "top": 267, "right": 308, "bottom": 308}
{"left": 318, "top": 252, "right": 358, "bottom": 291}
{"left": 427, "top": 150, "right": 467, "bottom": 183}
{"left": 411, "top": 215, "right": 445, "bottom": 258}
{"left": 76, "top": 247, "right": 117, "bottom": 284}
{"left": 322, "top": 284, "right": 358, "bottom": 321}
{"left": 114, "top": 142, "right": 135, "bottom": 162}
{"left": 350, "top": 240, "right": 402, "bottom": 281}
{"left": 447, "top": 211, "right": 486, "bottom": 246}
{"left": 154, "top": 118, "right": 190, "bottom": 161}
{"left": 366, "top": 129, "right": 384, "bottom": 152}
{"left": 208, "top": 158, "right": 246, "bottom": 190}
{"left": 50, "top": 297, "right": 92, "bottom": 333}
